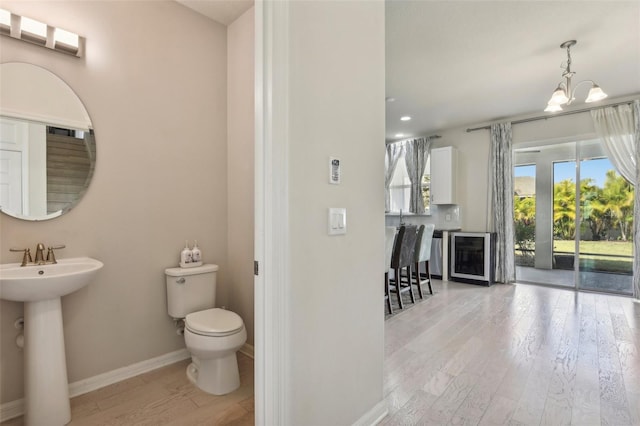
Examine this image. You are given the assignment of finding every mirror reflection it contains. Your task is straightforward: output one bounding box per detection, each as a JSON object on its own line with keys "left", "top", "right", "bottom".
{"left": 0, "top": 62, "right": 96, "bottom": 221}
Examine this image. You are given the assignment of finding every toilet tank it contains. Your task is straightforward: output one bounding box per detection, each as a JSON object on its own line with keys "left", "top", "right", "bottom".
{"left": 165, "top": 264, "right": 219, "bottom": 319}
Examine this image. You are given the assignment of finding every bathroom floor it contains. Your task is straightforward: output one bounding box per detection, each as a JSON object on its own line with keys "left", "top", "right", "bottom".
{"left": 2, "top": 353, "right": 254, "bottom": 425}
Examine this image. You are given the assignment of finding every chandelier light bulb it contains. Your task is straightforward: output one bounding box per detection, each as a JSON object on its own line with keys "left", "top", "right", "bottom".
{"left": 544, "top": 103, "right": 563, "bottom": 112}
{"left": 585, "top": 84, "right": 608, "bottom": 103}
{"left": 549, "top": 86, "right": 569, "bottom": 105}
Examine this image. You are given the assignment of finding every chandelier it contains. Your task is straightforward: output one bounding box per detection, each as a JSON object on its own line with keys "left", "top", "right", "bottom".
{"left": 544, "top": 40, "right": 607, "bottom": 112}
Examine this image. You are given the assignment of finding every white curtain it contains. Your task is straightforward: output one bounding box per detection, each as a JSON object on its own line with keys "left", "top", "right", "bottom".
{"left": 385, "top": 143, "right": 403, "bottom": 212}
{"left": 592, "top": 103, "right": 637, "bottom": 184}
{"left": 489, "top": 123, "right": 515, "bottom": 283}
{"left": 593, "top": 101, "right": 640, "bottom": 299}
{"left": 405, "top": 137, "right": 432, "bottom": 214}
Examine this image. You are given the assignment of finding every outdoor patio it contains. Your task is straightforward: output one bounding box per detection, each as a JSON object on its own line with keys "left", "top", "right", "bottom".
{"left": 516, "top": 265, "right": 633, "bottom": 295}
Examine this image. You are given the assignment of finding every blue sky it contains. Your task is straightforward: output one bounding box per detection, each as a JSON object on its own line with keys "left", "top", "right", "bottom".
{"left": 515, "top": 158, "right": 616, "bottom": 187}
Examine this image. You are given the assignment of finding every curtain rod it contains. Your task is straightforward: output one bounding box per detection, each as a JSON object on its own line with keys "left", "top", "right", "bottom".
{"left": 388, "top": 134, "right": 441, "bottom": 145}
{"left": 465, "top": 100, "right": 636, "bottom": 133}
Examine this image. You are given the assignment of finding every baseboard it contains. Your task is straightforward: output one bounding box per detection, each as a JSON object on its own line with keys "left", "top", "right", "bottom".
{"left": 352, "top": 399, "right": 388, "bottom": 426}
{"left": 0, "top": 348, "right": 190, "bottom": 422}
{"left": 239, "top": 343, "right": 254, "bottom": 359}
{"left": 68, "top": 348, "right": 190, "bottom": 397}
{"left": 0, "top": 399, "right": 24, "bottom": 423}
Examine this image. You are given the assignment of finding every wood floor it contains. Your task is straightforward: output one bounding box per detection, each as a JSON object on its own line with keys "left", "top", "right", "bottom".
{"left": 381, "top": 280, "right": 640, "bottom": 426}
{"left": 3, "top": 282, "right": 638, "bottom": 425}
{"left": 2, "top": 353, "right": 253, "bottom": 426}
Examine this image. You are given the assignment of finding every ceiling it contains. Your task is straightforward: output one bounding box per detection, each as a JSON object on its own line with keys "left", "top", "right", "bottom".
{"left": 176, "top": 0, "right": 253, "bottom": 26}
{"left": 176, "top": 1, "right": 640, "bottom": 142}
{"left": 386, "top": 1, "right": 640, "bottom": 141}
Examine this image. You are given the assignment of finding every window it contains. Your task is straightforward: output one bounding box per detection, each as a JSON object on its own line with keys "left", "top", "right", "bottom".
{"left": 513, "top": 164, "right": 536, "bottom": 267}
{"left": 389, "top": 151, "right": 431, "bottom": 214}
{"left": 513, "top": 140, "right": 634, "bottom": 295}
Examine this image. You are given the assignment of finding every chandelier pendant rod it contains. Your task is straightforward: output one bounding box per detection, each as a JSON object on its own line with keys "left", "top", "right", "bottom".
{"left": 562, "top": 40, "right": 575, "bottom": 104}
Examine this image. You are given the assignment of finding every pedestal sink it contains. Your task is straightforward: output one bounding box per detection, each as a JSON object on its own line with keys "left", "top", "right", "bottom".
{"left": 0, "top": 257, "right": 103, "bottom": 426}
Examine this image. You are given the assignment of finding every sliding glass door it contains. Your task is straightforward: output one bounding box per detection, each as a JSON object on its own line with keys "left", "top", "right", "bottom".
{"left": 552, "top": 157, "right": 577, "bottom": 288}
{"left": 577, "top": 141, "right": 634, "bottom": 293}
{"left": 514, "top": 139, "right": 634, "bottom": 295}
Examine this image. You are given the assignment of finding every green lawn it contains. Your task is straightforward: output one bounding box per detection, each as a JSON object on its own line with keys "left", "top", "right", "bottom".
{"left": 553, "top": 240, "right": 633, "bottom": 256}
{"left": 515, "top": 240, "right": 633, "bottom": 274}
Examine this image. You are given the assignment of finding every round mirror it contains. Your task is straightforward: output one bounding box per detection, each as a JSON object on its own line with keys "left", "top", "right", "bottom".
{"left": 0, "top": 62, "right": 95, "bottom": 221}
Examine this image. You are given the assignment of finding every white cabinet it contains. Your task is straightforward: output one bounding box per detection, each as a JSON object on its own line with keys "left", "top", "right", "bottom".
{"left": 430, "top": 146, "right": 458, "bottom": 205}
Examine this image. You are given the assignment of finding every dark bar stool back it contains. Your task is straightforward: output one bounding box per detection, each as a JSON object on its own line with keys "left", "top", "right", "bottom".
{"left": 390, "top": 225, "right": 417, "bottom": 309}
{"left": 414, "top": 223, "right": 435, "bottom": 296}
{"left": 384, "top": 227, "right": 397, "bottom": 314}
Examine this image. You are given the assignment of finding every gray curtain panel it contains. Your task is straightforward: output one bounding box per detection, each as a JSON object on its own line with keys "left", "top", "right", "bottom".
{"left": 404, "top": 137, "right": 432, "bottom": 214}
{"left": 385, "top": 143, "right": 404, "bottom": 212}
{"left": 489, "top": 123, "right": 516, "bottom": 283}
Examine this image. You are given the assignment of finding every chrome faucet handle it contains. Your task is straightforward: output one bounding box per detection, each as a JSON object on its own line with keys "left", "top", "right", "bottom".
{"left": 46, "top": 245, "right": 65, "bottom": 264}
{"left": 10, "top": 248, "right": 33, "bottom": 267}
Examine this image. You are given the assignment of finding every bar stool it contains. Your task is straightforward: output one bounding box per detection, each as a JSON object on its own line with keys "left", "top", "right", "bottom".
{"left": 384, "top": 227, "right": 397, "bottom": 314}
{"left": 414, "top": 224, "right": 435, "bottom": 296}
{"left": 390, "top": 225, "right": 418, "bottom": 309}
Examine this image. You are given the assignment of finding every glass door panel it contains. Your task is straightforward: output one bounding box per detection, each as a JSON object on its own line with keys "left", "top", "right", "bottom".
{"left": 552, "top": 159, "right": 577, "bottom": 288}
{"left": 514, "top": 139, "right": 634, "bottom": 295}
{"left": 514, "top": 165, "right": 536, "bottom": 268}
{"left": 577, "top": 143, "right": 634, "bottom": 295}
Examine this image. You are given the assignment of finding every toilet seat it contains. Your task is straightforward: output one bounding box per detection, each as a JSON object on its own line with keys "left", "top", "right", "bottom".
{"left": 186, "top": 308, "right": 244, "bottom": 337}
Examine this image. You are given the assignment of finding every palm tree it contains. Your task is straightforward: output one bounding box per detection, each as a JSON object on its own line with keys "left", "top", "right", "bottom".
{"left": 602, "top": 170, "right": 634, "bottom": 241}
{"left": 514, "top": 195, "right": 535, "bottom": 260}
{"left": 553, "top": 178, "right": 576, "bottom": 239}
{"left": 580, "top": 178, "right": 607, "bottom": 240}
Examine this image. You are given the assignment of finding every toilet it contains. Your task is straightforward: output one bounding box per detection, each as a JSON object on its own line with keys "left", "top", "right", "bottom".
{"left": 165, "top": 264, "right": 247, "bottom": 395}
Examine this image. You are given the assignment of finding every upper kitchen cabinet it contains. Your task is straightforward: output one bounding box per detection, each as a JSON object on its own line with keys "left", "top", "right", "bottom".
{"left": 430, "top": 146, "right": 458, "bottom": 205}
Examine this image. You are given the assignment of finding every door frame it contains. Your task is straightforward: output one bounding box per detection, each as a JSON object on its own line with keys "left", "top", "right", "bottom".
{"left": 254, "top": 1, "right": 290, "bottom": 424}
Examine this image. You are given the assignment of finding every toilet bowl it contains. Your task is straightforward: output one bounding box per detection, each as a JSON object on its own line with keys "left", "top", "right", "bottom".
{"left": 183, "top": 308, "right": 247, "bottom": 395}
{"left": 165, "top": 264, "right": 247, "bottom": 395}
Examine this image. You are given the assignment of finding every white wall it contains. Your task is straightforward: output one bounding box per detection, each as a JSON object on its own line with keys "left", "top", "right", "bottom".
{"left": 0, "top": 63, "right": 92, "bottom": 130}
{"left": 227, "top": 7, "right": 255, "bottom": 346}
{"left": 285, "top": 1, "right": 386, "bottom": 424}
{"left": 0, "top": 1, "right": 228, "bottom": 403}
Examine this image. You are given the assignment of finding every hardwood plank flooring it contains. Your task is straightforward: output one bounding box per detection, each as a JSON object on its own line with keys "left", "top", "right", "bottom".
{"left": 3, "top": 281, "right": 638, "bottom": 426}
{"left": 382, "top": 280, "right": 640, "bottom": 426}
{"left": 2, "top": 353, "right": 253, "bottom": 426}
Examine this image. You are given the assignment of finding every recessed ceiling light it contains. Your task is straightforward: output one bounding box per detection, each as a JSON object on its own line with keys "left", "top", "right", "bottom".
{"left": 395, "top": 133, "right": 404, "bottom": 138}
{"left": 385, "top": 97, "right": 396, "bottom": 103}
{"left": 400, "top": 116, "right": 411, "bottom": 121}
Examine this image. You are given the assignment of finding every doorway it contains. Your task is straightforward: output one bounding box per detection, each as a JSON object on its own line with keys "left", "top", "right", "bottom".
{"left": 514, "top": 139, "right": 634, "bottom": 295}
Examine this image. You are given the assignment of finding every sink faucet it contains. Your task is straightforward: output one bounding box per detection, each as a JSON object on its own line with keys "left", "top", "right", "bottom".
{"left": 34, "top": 243, "right": 46, "bottom": 265}
{"left": 9, "top": 244, "right": 65, "bottom": 267}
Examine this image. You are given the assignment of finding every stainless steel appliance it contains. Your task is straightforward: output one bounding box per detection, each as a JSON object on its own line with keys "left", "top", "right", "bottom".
{"left": 429, "top": 230, "right": 443, "bottom": 278}
{"left": 450, "top": 232, "right": 496, "bottom": 285}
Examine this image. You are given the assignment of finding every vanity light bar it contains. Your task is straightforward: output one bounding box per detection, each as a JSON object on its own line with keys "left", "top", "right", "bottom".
{"left": 0, "top": 9, "right": 10, "bottom": 35}
{"left": 0, "top": 9, "right": 84, "bottom": 57}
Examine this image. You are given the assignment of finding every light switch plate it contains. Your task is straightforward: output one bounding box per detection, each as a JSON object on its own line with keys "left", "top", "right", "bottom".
{"left": 328, "top": 207, "right": 347, "bottom": 235}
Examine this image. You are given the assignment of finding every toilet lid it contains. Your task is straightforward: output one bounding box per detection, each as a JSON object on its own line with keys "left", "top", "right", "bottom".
{"left": 185, "top": 308, "right": 244, "bottom": 337}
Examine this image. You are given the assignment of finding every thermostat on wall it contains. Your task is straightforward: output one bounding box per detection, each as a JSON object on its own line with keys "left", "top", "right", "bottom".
{"left": 329, "top": 157, "right": 341, "bottom": 184}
